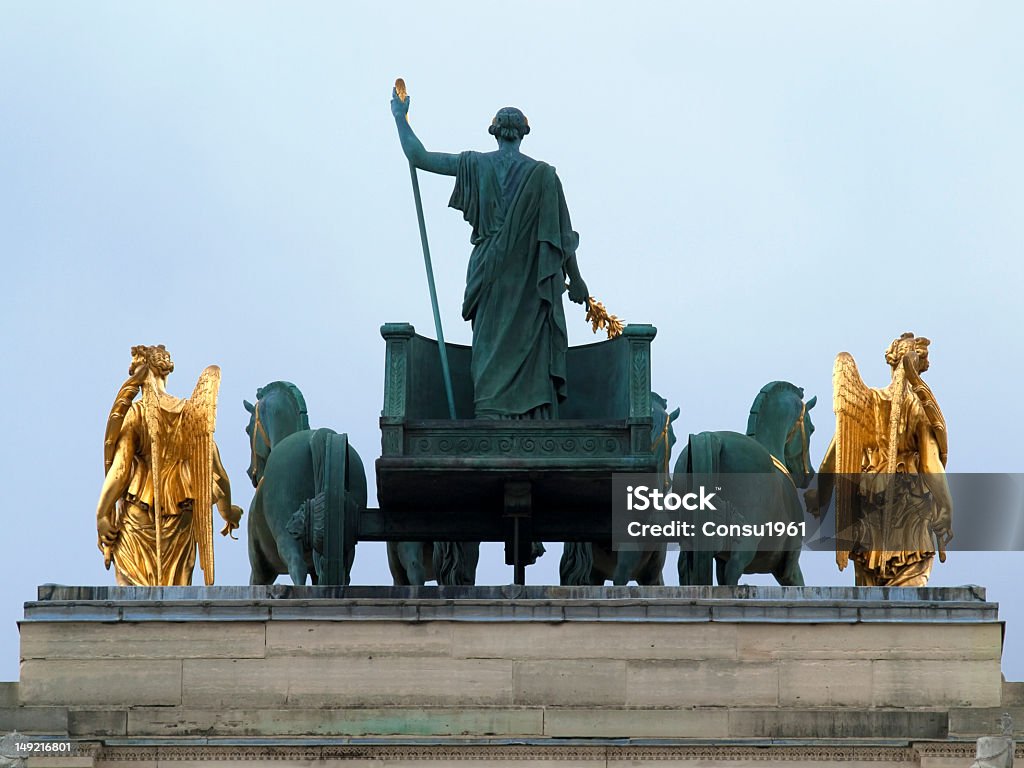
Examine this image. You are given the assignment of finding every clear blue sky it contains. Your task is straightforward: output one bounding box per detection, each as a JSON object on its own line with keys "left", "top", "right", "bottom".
{"left": 2, "top": 2, "right": 1022, "bottom": 680}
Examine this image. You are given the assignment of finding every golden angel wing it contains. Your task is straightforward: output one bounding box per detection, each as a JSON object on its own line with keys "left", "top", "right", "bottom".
{"left": 185, "top": 366, "right": 221, "bottom": 436}
{"left": 832, "top": 352, "right": 875, "bottom": 566}
{"left": 183, "top": 365, "right": 221, "bottom": 584}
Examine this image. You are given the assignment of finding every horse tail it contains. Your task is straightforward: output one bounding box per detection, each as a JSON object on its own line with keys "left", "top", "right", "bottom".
{"left": 677, "top": 432, "right": 719, "bottom": 586}
{"left": 431, "top": 542, "right": 481, "bottom": 586}
{"left": 559, "top": 542, "right": 594, "bottom": 585}
{"left": 433, "top": 542, "right": 464, "bottom": 586}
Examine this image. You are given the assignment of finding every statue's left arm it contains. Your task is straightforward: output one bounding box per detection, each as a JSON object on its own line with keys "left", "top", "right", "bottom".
{"left": 919, "top": 423, "right": 953, "bottom": 552}
{"left": 565, "top": 253, "right": 589, "bottom": 305}
{"left": 211, "top": 442, "right": 242, "bottom": 538}
{"left": 551, "top": 174, "right": 588, "bottom": 304}
{"left": 96, "top": 416, "right": 137, "bottom": 567}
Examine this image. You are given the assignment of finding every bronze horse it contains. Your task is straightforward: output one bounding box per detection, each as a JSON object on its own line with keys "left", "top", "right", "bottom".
{"left": 676, "top": 381, "right": 815, "bottom": 586}
{"left": 244, "top": 382, "right": 366, "bottom": 585}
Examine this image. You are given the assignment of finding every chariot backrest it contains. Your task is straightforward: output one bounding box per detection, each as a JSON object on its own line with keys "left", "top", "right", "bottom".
{"left": 380, "top": 322, "right": 657, "bottom": 423}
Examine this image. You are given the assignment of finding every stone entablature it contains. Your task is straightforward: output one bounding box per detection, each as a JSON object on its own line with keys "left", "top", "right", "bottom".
{"left": 0, "top": 585, "right": 1011, "bottom": 766}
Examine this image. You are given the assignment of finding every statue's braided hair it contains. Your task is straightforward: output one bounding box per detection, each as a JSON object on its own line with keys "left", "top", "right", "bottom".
{"left": 885, "top": 332, "right": 930, "bottom": 372}
{"left": 489, "top": 107, "right": 530, "bottom": 141}
{"left": 142, "top": 344, "right": 175, "bottom": 377}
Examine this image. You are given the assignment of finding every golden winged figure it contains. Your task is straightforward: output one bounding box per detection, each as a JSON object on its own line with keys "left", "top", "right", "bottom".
{"left": 96, "top": 345, "right": 242, "bottom": 586}
{"left": 806, "top": 333, "right": 952, "bottom": 586}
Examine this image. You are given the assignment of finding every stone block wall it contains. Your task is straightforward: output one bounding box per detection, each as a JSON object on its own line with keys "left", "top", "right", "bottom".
{"left": 0, "top": 585, "right": 1012, "bottom": 766}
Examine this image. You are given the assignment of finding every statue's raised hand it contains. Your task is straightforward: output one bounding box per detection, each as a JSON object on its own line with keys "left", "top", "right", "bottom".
{"left": 391, "top": 88, "right": 409, "bottom": 119}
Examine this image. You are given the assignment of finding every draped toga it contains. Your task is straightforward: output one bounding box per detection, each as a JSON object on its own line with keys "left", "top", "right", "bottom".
{"left": 849, "top": 389, "right": 936, "bottom": 587}
{"left": 449, "top": 150, "right": 579, "bottom": 418}
{"left": 113, "top": 400, "right": 201, "bottom": 585}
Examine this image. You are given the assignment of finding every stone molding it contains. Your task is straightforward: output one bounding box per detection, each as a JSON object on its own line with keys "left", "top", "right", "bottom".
{"left": 90, "top": 743, "right": 924, "bottom": 762}
{"left": 913, "top": 741, "right": 1024, "bottom": 759}
{"left": 8, "top": 585, "right": 1005, "bottom": 753}
{"left": 24, "top": 585, "right": 997, "bottom": 625}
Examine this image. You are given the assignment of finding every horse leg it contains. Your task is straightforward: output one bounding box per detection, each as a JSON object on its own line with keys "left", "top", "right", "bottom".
{"left": 460, "top": 542, "right": 480, "bottom": 585}
{"left": 399, "top": 542, "right": 429, "bottom": 586}
{"left": 248, "top": 538, "right": 277, "bottom": 585}
{"left": 774, "top": 551, "right": 805, "bottom": 587}
{"left": 611, "top": 550, "right": 640, "bottom": 586}
{"left": 271, "top": 502, "right": 310, "bottom": 585}
{"left": 247, "top": 492, "right": 278, "bottom": 585}
{"left": 257, "top": 439, "right": 314, "bottom": 586}
{"left": 774, "top": 494, "right": 807, "bottom": 587}
{"left": 278, "top": 534, "right": 310, "bottom": 585}
{"left": 343, "top": 544, "right": 355, "bottom": 586}
{"left": 387, "top": 542, "right": 410, "bottom": 586}
{"left": 678, "top": 549, "right": 714, "bottom": 586}
{"left": 715, "top": 556, "right": 727, "bottom": 586}
{"left": 721, "top": 550, "right": 757, "bottom": 586}
{"left": 635, "top": 547, "right": 666, "bottom": 586}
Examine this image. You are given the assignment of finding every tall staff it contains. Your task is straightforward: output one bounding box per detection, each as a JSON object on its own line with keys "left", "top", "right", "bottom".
{"left": 394, "top": 78, "right": 457, "bottom": 419}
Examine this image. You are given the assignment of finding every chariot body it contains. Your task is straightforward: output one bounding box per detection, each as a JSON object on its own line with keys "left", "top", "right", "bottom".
{"left": 352, "top": 322, "right": 660, "bottom": 583}
{"left": 264, "top": 323, "right": 655, "bottom": 581}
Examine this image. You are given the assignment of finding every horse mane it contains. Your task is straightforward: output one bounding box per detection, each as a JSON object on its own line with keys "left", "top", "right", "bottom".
{"left": 745, "top": 381, "right": 804, "bottom": 437}
{"left": 256, "top": 381, "right": 310, "bottom": 430}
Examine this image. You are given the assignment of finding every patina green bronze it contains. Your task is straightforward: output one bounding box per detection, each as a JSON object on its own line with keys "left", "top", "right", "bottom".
{"left": 675, "top": 382, "right": 816, "bottom": 586}
{"left": 559, "top": 392, "right": 680, "bottom": 585}
{"left": 373, "top": 322, "right": 658, "bottom": 583}
{"left": 387, "top": 541, "right": 480, "bottom": 586}
{"left": 391, "top": 88, "right": 589, "bottom": 419}
{"left": 243, "top": 382, "right": 366, "bottom": 585}
{"left": 393, "top": 79, "right": 457, "bottom": 419}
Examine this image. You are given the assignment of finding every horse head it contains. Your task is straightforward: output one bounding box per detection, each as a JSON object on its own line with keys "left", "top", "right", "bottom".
{"left": 747, "top": 382, "right": 816, "bottom": 489}
{"left": 651, "top": 392, "right": 680, "bottom": 488}
{"left": 243, "top": 399, "right": 268, "bottom": 488}
{"left": 784, "top": 394, "right": 815, "bottom": 488}
{"left": 244, "top": 381, "right": 310, "bottom": 487}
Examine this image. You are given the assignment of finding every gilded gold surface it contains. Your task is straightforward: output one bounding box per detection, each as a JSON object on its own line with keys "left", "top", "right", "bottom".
{"left": 95, "top": 345, "right": 242, "bottom": 586}
{"left": 809, "top": 333, "right": 952, "bottom": 586}
{"left": 584, "top": 295, "right": 624, "bottom": 339}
